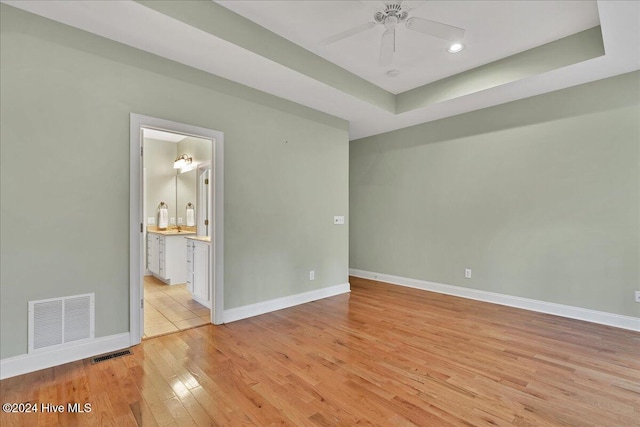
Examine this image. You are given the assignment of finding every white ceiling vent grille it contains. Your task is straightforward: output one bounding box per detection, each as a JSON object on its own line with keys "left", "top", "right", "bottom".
{"left": 28, "top": 293, "right": 95, "bottom": 353}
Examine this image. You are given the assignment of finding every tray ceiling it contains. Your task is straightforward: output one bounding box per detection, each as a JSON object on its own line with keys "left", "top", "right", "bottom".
{"left": 3, "top": 0, "right": 638, "bottom": 139}
{"left": 218, "top": 1, "right": 600, "bottom": 94}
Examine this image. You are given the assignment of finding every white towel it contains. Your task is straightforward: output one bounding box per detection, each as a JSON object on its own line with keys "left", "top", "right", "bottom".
{"left": 158, "top": 208, "right": 169, "bottom": 229}
{"left": 186, "top": 208, "right": 195, "bottom": 227}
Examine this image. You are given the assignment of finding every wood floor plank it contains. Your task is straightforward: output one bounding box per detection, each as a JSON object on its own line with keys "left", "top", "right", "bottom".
{"left": 2, "top": 276, "right": 639, "bottom": 426}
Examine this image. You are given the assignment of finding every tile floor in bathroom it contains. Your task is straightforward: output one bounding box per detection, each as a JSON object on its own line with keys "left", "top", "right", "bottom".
{"left": 143, "top": 275, "right": 210, "bottom": 338}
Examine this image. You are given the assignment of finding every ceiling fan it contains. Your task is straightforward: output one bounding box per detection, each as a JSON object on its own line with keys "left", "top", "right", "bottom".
{"left": 321, "top": 1, "right": 465, "bottom": 67}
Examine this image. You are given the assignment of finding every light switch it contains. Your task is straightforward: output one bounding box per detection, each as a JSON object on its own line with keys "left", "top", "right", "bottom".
{"left": 178, "top": 217, "right": 183, "bottom": 224}
{"left": 334, "top": 216, "right": 345, "bottom": 225}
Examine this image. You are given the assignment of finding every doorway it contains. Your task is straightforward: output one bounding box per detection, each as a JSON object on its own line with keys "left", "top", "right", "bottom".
{"left": 143, "top": 129, "right": 211, "bottom": 338}
{"left": 129, "top": 114, "right": 224, "bottom": 345}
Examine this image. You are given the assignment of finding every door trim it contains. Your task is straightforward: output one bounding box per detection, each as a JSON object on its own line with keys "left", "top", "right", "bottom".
{"left": 129, "top": 113, "right": 224, "bottom": 345}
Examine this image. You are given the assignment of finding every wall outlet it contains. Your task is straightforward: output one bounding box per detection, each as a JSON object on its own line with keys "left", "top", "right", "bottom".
{"left": 635, "top": 291, "right": 640, "bottom": 303}
{"left": 464, "top": 269, "right": 472, "bottom": 279}
{"left": 309, "top": 270, "right": 315, "bottom": 280}
{"left": 334, "top": 216, "right": 345, "bottom": 225}
{"left": 147, "top": 217, "right": 155, "bottom": 225}
{"left": 169, "top": 217, "right": 176, "bottom": 225}
{"left": 178, "top": 217, "right": 183, "bottom": 225}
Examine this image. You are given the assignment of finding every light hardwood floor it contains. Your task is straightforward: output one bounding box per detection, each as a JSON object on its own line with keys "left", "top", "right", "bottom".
{"left": 1, "top": 276, "right": 638, "bottom": 426}
{"left": 143, "top": 275, "right": 210, "bottom": 339}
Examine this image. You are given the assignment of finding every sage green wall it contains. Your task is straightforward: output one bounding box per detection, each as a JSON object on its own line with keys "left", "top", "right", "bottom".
{"left": 0, "top": 5, "right": 349, "bottom": 359}
{"left": 351, "top": 72, "right": 640, "bottom": 318}
{"left": 176, "top": 169, "right": 196, "bottom": 226}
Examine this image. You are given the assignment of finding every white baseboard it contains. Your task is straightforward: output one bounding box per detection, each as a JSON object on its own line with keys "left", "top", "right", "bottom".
{"left": 1, "top": 283, "right": 351, "bottom": 379}
{"left": 223, "top": 282, "right": 351, "bottom": 323}
{"left": 0, "top": 332, "right": 131, "bottom": 380}
{"left": 349, "top": 269, "right": 640, "bottom": 332}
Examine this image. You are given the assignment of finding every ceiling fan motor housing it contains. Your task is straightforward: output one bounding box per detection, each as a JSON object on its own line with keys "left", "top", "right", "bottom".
{"left": 374, "top": 3, "right": 409, "bottom": 24}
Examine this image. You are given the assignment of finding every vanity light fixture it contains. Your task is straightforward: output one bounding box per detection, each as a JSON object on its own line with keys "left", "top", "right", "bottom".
{"left": 447, "top": 43, "right": 464, "bottom": 53}
{"left": 173, "top": 153, "right": 192, "bottom": 169}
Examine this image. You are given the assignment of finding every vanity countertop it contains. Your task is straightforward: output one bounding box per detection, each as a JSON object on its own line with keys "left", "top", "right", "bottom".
{"left": 185, "top": 236, "right": 211, "bottom": 243}
{"left": 147, "top": 226, "right": 196, "bottom": 236}
{"left": 148, "top": 230, "right": 196, "bottom": 236}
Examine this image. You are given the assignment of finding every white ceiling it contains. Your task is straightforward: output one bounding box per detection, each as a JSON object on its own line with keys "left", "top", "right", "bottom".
{"left": 218, "top": 1, "right": 600, "bottom": 94}
{"left": 143, "top": 129, "right": 187, "bottom": 143}
{"left": 3, "top": 1, "right": 639, "bottom": 140}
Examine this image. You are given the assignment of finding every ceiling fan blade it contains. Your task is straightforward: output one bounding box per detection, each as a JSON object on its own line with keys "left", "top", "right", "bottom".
{"left": 379, "top": 29, "right": 395, "bottom": 66}
{"left": 320, "top": 22, "right": 377, "bottom": 45}
{"left": 405, "top": 17, "right": 465, "bottom": 42}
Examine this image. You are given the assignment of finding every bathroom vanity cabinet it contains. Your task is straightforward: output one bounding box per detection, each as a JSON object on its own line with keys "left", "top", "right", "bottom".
{"left": 147, "top": 232, "right": 194, "bottom": 285}
{"left": 186, "top": 237, "right": 211, "bottom": 308}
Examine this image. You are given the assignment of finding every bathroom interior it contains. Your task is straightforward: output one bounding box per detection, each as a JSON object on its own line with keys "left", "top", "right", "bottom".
{"left": 142, "top": 128, "right": 213, "bottom": 338}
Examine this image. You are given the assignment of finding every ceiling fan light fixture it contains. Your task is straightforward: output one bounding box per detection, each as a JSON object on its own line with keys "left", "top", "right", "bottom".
{"left": 384, "top": 15, "right": 398, "bottom": 30}
{"left": 447, "top": 43, "right": 464, "bottom": 53}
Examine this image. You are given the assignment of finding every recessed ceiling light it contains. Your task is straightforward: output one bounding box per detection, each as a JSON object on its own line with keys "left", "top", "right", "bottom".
{"left": 447, "top": 43, "right": 464, "bottom": 53}
{"left": 386, "top": 69, "right": 400, "bottom": 78}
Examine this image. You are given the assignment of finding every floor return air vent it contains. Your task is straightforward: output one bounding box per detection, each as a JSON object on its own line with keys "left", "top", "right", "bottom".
{"left": 28, "top": 293, "right": 95, "bottom": 353}
{"left": 90, "top": 349, "right": 132, "bottom": 364}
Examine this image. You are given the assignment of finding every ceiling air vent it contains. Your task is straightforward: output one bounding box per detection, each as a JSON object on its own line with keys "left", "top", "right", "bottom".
{"left": 28, "top": 293, "right": 95, "bottom": 353}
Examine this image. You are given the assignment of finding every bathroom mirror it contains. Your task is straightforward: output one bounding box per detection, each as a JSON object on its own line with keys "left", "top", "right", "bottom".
{"left": 143, "top": 131, "right": 212, "bottom": 228}
{"left": 176, "top": 169, "right": 197, "bottom": 225}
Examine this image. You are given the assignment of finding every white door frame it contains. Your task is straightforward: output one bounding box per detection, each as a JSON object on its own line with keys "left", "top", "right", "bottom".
{"left": 129, "top": 113, "right": 224, "bottom": 345}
